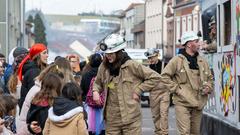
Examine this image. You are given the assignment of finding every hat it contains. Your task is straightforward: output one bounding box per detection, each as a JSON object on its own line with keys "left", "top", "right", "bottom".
{"left": 100, "top": 34, "right": 126, "bottom": 54}
{"left": 29, "top": 43, "right": 47, "bottom": 59}
{"left": 13, "top": 47, "right": 28, "bottom": 58}
{"left": 144, "top": 48, "right": 159, "bottom": 58}
{"left": 18, "top": 43, "right": 47, "bottom": 81}
{"left": 181, "top": 31, "right": 199, "bottom": 45}
{"left": 209, "top": 16, "right": 216, "bottom": 28}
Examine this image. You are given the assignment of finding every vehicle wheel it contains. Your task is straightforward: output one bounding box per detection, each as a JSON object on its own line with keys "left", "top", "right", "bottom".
{"left": 147, "top": 99, "right": 150, "bottom": 107}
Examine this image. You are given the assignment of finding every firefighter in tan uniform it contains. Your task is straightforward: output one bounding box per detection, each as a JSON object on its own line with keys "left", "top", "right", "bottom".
{"left": 144, "top": 48, "right": 170, "bottom": 135}
{"left": 161, "top": 31, "right": 214, "bottom": 135}
{"left": 92, "top": 34, "right": 161, "bottom": 135}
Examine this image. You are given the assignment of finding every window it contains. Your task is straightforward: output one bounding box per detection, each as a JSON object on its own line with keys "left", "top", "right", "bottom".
{"left": 0, "top": 0, "right": 6, "bottom": 22}
{"left": 187, "top": 15, "right": 192, "bottom": 31}
{"left": 176, "top": 17, "right": 181, "bottom": 44}
{"left": 193, "top": 14, "right": 198, "bottom": 33}
{"left": 182, "top": 17, "right": 187, "bottom": 34}
{"left": 223, "top": 1, "right": 231, "bottom": 45}
{"left": 201, "top": 4, "right": 217, "bottom": 53}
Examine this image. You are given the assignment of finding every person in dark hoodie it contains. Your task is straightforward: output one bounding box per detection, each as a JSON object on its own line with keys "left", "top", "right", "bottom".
{"left": 43, "top": 82, "right": 88, "bottom": 135}
{"left": 81, "top": 52, "right": 104, "bottom": 135}
{"left": 26, "top": 73, "right": 62, "bottom": 135}
{"left": 18, "top": 43, "right": 48, "bottom": 112}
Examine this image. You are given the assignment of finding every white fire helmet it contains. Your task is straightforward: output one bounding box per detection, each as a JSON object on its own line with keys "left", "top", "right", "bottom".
{"left": 181, "top": 31, "right": 199, "bottom": 45}
{"left": 100, "top": 34, "right": 126, "bottom": 54}
{"left": 144, "top": 48, "right": 159, "bottom": 58}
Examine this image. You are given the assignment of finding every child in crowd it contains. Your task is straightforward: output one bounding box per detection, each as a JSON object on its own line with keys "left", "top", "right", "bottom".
{"left": 43, "top": 82, "right": 88, "bottom": 135}
{"left": 26, "top": 73, "right": 62, "bottom": 135}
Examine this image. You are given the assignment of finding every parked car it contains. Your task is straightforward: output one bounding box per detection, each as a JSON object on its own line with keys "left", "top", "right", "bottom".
{"left": 141, "top": 92, "right": 150, "bottom": 106}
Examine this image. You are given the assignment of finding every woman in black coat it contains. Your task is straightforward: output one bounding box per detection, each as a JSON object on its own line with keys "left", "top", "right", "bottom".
{"left": 18, "top": 43, "right": 48, "bottom": 112}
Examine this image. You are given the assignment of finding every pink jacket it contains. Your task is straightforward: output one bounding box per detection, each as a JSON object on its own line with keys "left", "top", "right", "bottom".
{"left": 16, "top": 80, "right": 41, "bottom": 135}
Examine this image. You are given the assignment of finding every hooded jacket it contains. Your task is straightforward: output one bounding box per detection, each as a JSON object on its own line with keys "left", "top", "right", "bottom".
{"left": 43, "top": 97, "right": 88, "bottom": 135}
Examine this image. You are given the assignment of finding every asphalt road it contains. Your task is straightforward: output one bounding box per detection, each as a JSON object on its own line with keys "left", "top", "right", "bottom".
{"left": 141, "top": 103, "right": 177, "bottom": 135}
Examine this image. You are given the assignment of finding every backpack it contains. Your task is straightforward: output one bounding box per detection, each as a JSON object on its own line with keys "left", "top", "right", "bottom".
{"left": 86, "top": 77, "right": 105, "bottom": 108}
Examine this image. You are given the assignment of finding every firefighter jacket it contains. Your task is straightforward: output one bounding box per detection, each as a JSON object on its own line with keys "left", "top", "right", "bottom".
{"left": 160, "top": 54, "right": 214, "bottom": 110}
{"left": 93, "top": 60, "right": 161, "bottom": 125}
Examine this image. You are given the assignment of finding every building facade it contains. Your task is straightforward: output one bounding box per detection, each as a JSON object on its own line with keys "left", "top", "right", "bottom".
{"left": 122, "top": 3, "right": 145, "bottom": 48}
{"left": 131, "top": 20, "right": 145, "bottom": 49}
{"left": 173, "top": 0, "right": 201, "bottom": 54}
{"left": 145, "top": 0, "right": 175, "bottom": 60}
{"left": 145, "top": 0, "right": 165, "bottom": 50}
{"left": 164, "top": 0, "right": 174, "bottom": 60}
{"left": 0, "top": 0, "right": 25, "bottom": 57}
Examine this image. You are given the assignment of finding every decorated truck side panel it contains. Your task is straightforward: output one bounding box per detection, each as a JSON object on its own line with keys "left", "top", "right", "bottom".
{"left": 200, "top": 0, "right": 240, "bottom": 134}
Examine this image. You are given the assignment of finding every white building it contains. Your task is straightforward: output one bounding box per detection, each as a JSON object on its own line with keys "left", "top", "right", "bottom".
{"left": 145, "top": 0, "right": 174, "bottom": 60}
{"left": 0, "top": 0, "right": 25, "bottom": 57}
{"left": 120, "top": 3, "right": 145, "bottom": 48}
{"left": 145, "top": 0, "right": 164, "bottom": 49}
{"left": 173, "top": 0, "right": 201, "bottom": 54}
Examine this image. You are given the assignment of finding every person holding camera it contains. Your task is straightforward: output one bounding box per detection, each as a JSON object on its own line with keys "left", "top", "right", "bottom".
{"left": 161, "top": 31, "right": 214, "bottom": 135}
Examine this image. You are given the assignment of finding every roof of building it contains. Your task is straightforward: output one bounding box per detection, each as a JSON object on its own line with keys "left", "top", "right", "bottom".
{"left": 125, "top": 3, "right": 144, "bottom": 12}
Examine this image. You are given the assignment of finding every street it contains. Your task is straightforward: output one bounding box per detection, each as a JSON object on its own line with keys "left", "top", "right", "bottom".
{"left": 141, "top": 103, "right": 177, "bottom": 135}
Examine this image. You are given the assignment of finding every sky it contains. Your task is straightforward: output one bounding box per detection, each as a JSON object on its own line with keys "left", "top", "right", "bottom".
{"left": 25, "top": 0, "right": 144, "bottom": 15}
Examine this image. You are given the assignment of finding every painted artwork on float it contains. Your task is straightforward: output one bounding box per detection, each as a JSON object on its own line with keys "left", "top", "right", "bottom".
{"left": 237, "top": 0, "right": 240, "bottom": 54}
{"left": 203, "top": 54, "right": 217, "bottom": 113}
{"left": 218, "top": 53, "right": 237, "bottom": 116}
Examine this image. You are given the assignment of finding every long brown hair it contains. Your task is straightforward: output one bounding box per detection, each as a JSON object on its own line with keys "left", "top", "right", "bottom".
{"left": 33, "top": 54, "right": 47, "bottom": 71}
{"left": 32, "top": 73, "right": 62, "bottom": 106}
{"left": 0, "top": 97, "right": 6, "bottom": 117}
{"left": 0, "top": 94, "right": 17, "bottom": 117}
{"left": 103, "top": 50, "right": 125, "bottom": 70}
{"left": 8, "top": 72, "right": 18, "bottom": 94}
{"left": 8, "top": 53, "right": 28, "bottom": 94}
{"left": 37, "top": 64, "right": 64, "bottom": 82}
{"left": 54, "top": 57, "right": 75, "bottom": 84}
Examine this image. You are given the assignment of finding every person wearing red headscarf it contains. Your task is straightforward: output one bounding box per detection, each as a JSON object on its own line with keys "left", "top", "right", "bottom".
{"left": 18, "top": 43, "right": 48, "bottom": 112}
